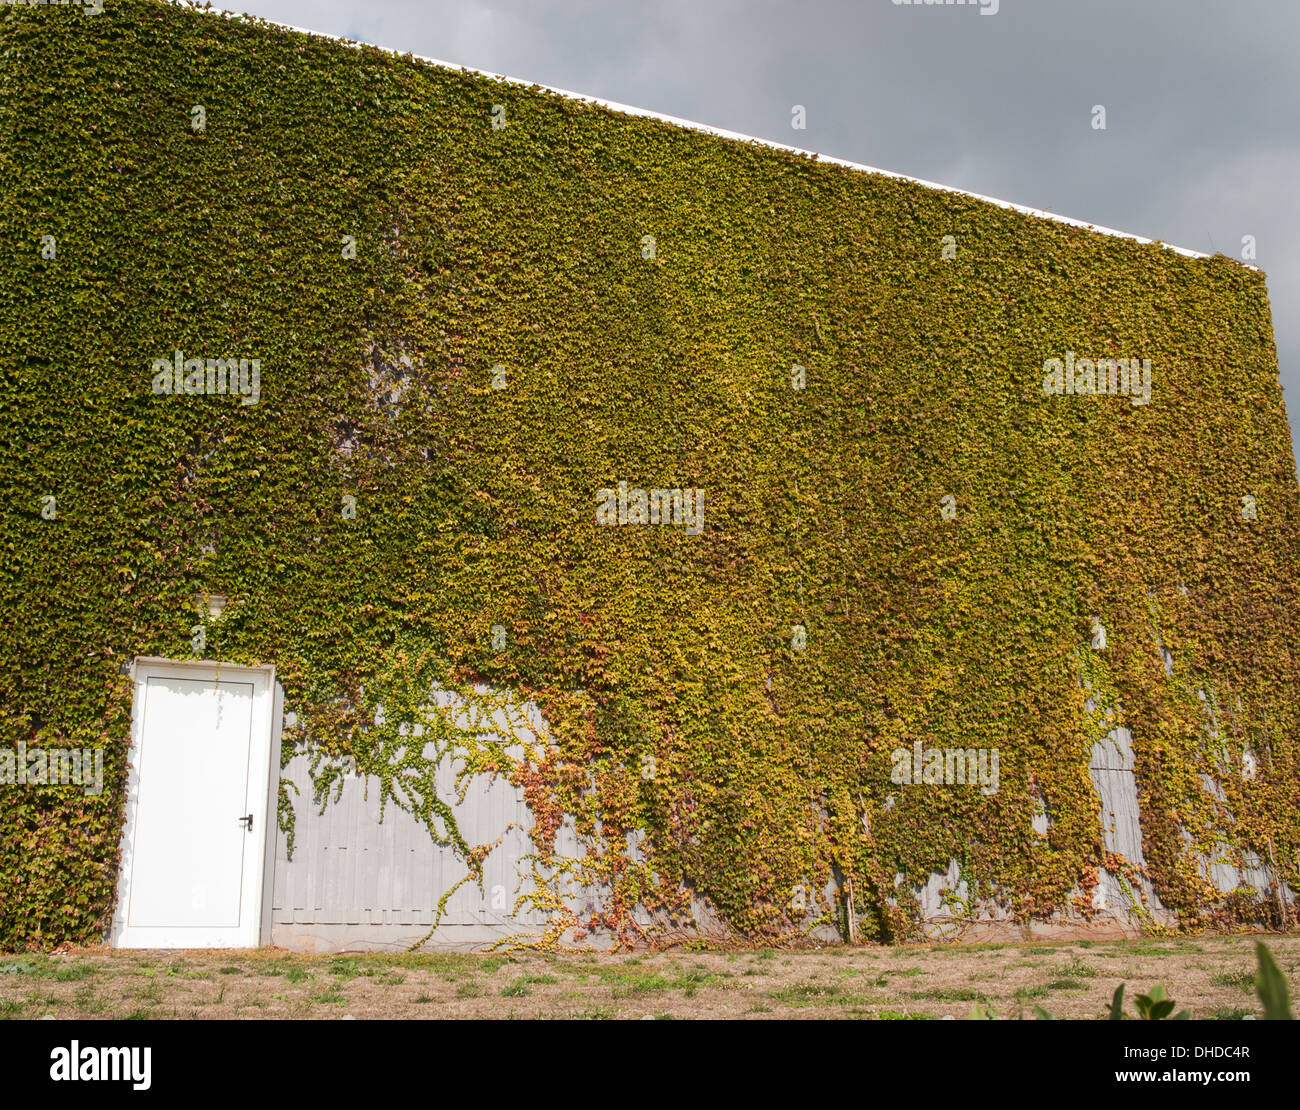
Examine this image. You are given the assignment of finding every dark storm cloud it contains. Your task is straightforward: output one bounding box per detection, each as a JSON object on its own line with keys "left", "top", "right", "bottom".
{"left": 218, "top": 0, "right": 1300, "bottom": 447}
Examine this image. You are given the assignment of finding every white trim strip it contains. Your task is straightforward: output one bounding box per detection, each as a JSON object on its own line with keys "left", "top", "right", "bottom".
{"left": 205, "top": 4, "right": 1217, "bottom": 261}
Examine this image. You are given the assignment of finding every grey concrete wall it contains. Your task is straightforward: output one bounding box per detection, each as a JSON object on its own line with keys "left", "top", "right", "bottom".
{"left": 267, "top": 660, "right": 1292, "bottom": 951}
{"left": 269, "top": 744, "right": 591, "bottom": 951}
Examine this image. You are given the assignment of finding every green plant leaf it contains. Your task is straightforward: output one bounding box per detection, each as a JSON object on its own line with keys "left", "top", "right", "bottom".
{"left": 1255, "top": 941, "right": 1294, "bottom": 1021}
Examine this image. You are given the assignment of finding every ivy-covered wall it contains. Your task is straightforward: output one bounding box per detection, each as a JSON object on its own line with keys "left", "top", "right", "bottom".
{"left": 2, "top": 0, "right": 1298, "bottom": 950}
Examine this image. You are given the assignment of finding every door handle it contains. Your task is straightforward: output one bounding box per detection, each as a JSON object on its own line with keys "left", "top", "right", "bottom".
{"left": 238, "top": 814, "right": 254, "bottom": 832}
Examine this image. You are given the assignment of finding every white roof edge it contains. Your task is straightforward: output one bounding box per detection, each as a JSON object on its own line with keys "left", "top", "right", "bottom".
{"left": 203, "top": 4, "right": 1229, "bottom": 264}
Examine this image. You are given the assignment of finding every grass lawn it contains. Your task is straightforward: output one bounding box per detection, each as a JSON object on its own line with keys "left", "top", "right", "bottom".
{"left": 1, "top": 933, "right": 1295, "bottom": 1020}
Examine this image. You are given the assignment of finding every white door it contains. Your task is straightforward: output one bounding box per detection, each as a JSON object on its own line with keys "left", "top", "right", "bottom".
{"left": 113, "top": 660, "right": 276, "bottom": 948}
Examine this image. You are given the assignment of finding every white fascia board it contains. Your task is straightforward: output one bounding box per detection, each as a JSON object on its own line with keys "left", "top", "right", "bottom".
{"left": 204, "top": 4, "right": 1222, "bottom": 263}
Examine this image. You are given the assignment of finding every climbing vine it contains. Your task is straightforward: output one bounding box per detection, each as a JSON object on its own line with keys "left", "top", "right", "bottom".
{"left": 1, "top": 0, "right": 1297, "bottom": 950}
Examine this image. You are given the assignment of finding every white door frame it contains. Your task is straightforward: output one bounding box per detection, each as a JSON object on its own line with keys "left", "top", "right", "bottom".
{"left": 110, "top": 657, "right": 281, "bottom": 949}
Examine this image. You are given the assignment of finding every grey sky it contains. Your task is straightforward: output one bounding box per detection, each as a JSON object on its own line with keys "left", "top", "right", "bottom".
{"left": 217, "top": 0, "right": 1300, "bottom": 454}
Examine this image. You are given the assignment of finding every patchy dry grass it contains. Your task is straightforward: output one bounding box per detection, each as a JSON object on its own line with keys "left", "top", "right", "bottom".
{"left": 0, "top": 934, "right": 1295, "bottom": 1019}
